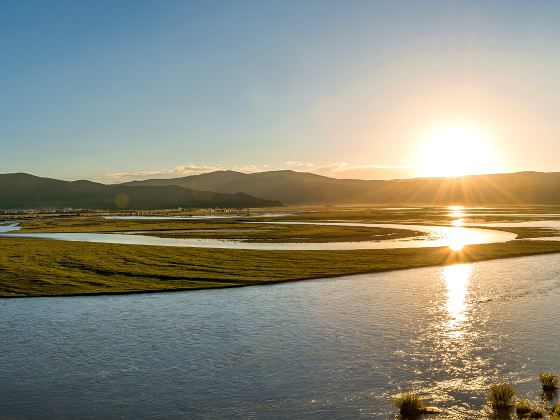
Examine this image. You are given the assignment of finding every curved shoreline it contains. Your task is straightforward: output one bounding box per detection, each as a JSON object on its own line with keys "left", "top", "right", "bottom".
{"left": 1, "top": 221, "right": 516, "bottom": 250}
{"left": 3, "top": 238, "right": 560, "bottom": 298}
{"left": 4, "top": 216, "right": 560, "bottom": 299}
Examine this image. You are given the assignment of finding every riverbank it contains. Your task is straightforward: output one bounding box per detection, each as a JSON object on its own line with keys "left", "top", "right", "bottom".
{"left": 3, "top": 237, "right": 560, "bottom": 297}
{"left": 12, "top": 216, "right": 423, "bottom": 243}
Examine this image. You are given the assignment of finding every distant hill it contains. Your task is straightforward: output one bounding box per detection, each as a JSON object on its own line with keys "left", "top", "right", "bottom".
{"left": 0, "top": 173, "right": 282, "bottom": 210}
{"left": 124, "top": 170, "right": 560, "bottom": 205}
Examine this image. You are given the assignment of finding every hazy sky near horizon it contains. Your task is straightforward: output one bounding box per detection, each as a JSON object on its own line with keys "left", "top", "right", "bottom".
{"left": 2, "top": 0, "right": 560, "bottom": 182}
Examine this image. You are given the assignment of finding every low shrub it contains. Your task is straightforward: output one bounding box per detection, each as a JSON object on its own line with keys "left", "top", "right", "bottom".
{"left": 393, "top": 393, "right": 426, "bottom": 416}
{"left": 538, "top": 372, "right": 558, "bottom": 391}
{"left": 515, "top": 398, "right": 543, "bottom": 418}
{"left": 487, "top": 383, "right": 516, "bottom": 409}
{"left": 553, "top": 401, "right": 560, "bottom": 417}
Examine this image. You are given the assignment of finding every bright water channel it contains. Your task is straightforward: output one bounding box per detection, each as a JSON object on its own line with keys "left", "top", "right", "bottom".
{"left": 0, "top": 220, "right": 516, "bottom": 251}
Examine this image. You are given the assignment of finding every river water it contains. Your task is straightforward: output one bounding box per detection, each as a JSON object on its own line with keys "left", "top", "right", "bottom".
{"left": 0, "top": 221, "right": 516, "bottom": 251}
{"left": 1, "top": 254, "right": 559, "bottom": 419}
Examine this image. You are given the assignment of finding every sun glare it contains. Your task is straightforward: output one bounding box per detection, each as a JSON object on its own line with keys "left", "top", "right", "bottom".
{"left": 444, "top": 226, "right": 485, "bottom": 251}
{"left": 442, "top": 264, "right": 472, "bottom": 335}
{"left": 416, "top": 124, "right": 500, "bottom": 178}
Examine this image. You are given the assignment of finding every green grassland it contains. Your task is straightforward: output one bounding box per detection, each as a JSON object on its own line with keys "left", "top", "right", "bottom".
{"left": 488, "top": 226, "right": 560, "bottom": 239}
{"left": 2, "top": 237, "right": 560, "bottom": 297}
{"left": 272, "top": 205, "right": 560, "bottom": 224}
{"left": 3, "top": 206, "right": 560, "bottom": 297}
{"left": 15, "top": 217, "right": 244, "bottom": 233}
{"left": 14, "top": 216, "right": 423, "bottom": 242}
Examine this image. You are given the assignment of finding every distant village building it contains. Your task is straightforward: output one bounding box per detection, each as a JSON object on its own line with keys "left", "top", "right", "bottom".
{"left": 208, "top": 208, "right": 239, "bottom": 213}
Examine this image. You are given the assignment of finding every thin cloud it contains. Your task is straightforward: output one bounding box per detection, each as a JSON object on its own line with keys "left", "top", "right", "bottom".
{"left": 94, "top": 170, "right": 165, "bottom": 182}
{"left": 94, "top": 163, "right": 269, "bottom": 183}
{"left": 94, "top": 165, "right": 224, "bottom": 183}
{"left": 285, "top": 161, "right": 315, "bottom": 167}
{"left": 173, "top": 164, "right": 223, "bottom": 174}
{"left": 94, "top": 161, "right": 412, "bottom": 183}
{"left": 314, "top": 162, "right": 413, "bottom": 179}
{"left": 232, "top": 164, "right": 270, "bottom": 173}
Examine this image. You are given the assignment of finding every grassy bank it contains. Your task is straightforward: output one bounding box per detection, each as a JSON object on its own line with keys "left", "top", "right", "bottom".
{"left": 15, "top": 217, "right": 422, "bottom": 242}
{"left": 2, "top": 237, "right": 560, "bottom": 297}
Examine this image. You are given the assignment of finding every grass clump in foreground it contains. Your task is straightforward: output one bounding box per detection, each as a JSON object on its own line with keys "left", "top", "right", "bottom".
{"left": 553, "top": 402, "right": 560, "bottom": 419}
{"left": 538, "top": 372, "right": 558, "bottom": 391}
{"left": 393, "top": 393, "right": 441, "bottom": 417}
{"left": 516, "top": 399, "right": 543, "bottom": 418}
{"left": 393, "top": 393, "right": 425, "bottom": 416}
{"left": 487, "top": 383, "right": 516, "bottom": 409}
{"left": 393, "top": 378, "right": 559, "bottom": 417}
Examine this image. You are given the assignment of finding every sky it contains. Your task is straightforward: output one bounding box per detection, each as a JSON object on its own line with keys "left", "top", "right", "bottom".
{"left": 1, "top": 0, "right": 560, "bottom": 182}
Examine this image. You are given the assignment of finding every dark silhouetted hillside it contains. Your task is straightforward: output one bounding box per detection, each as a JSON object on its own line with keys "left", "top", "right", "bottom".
{"left": 124, "top": 170, "right": 560, "bottom": 205}
{"left": 0, "top": 173, "right": 282, "bottom": 209}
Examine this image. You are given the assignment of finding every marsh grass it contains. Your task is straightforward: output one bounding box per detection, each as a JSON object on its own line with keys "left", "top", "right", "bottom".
{"left": 487, "top": 384, "right": 516, "bottom": 409}
{"left": 393, "top": 393, "right": 426, "bottom": 416}
{"left": 17, "top": 216, "right": 421, "bottom": 242}
{"left": 4, "top": 237, "right": 560, "bottom": 297}
{"left": 552, "top": 401, "right": 560, "bottom": 418}
{"left": 516, "top": 399, "right": 543, "bottom": 418}
{"left": 5, "top": 207, "right": 560, "bottom": 297}
{"left": 538, "top": 372, "right": 558, "bottom": 391}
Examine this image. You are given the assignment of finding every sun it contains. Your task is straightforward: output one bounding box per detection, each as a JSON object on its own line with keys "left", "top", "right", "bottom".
{"left": 415, "top": 124, "right": 500, "bottom": 178}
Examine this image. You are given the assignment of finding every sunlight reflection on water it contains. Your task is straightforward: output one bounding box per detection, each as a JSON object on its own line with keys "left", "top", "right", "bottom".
{"left": 442, "top": 226, "right": 487, "bottom": 251}
{"left": 442, "top": 264, "right": 471, "bottom": 337}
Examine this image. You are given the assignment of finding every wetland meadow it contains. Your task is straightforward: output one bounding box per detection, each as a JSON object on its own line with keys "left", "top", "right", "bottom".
{"left": 2, "top": 206, "right": 560, "bottom": 417}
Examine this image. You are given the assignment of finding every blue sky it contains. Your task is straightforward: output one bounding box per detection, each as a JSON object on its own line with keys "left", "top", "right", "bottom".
{"left": 2, "top": 1, "right": 560, "bottom": 181}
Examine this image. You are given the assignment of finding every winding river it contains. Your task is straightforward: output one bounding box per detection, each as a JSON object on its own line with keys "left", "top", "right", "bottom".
{"left": 3, "top": 212, "right": 560, "bottom": 417}
{"left": 0, "top": 220, "right": 516, "bottom": 250}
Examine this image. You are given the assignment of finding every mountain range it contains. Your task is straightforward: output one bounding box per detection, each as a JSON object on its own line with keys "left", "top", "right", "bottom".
{"left": 0, "top": 173, "right": 281, "bottom": 210}
{"left": 3, "top": 170, "right": 560, "bottom": 210}
{"left": 124, "top": 170, "right": 560, "bottom": 205}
